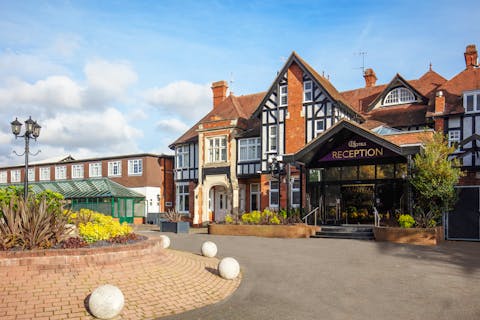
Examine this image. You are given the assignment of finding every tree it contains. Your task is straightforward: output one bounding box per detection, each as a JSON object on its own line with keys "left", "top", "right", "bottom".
{"left": 410, "top": 132, "right": 464, "bottom": 227}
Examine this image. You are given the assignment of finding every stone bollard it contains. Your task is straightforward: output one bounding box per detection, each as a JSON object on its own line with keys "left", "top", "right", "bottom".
{"left": 218, "top": 257, "right": 240, "bottom": 280}
{"left": 88, "top": 284, "right": 124, "bottom": 319}
{"left": 201, "top": 241, "right": 217, "bottom": 257}
{"left": 159, "top": 235, "right": 170, "bottom": 249}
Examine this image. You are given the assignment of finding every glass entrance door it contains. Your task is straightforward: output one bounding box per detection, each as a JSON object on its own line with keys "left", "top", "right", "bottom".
{"left": 341, "top": 184, "right": 374, "bottom": 224}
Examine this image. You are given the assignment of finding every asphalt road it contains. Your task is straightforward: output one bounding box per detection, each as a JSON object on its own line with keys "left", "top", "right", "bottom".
{"left": 140, "top": 230, "right": 480, "bottom": 320}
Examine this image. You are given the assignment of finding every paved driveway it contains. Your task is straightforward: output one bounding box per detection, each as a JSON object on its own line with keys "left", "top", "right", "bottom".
{"left": 141, "top": 231, "right": 480, "bottom": 320}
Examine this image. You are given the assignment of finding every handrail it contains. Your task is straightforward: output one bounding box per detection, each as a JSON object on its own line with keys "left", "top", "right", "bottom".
{"left": 303, "top": 207, "right": 319, "bottom": 227}
{"left": 373, "top": 206, "right": 380, "bottom": 227}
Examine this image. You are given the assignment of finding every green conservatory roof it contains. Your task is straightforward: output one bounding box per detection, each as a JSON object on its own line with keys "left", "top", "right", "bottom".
{"left": 1, "top": 178, "right": 144, "bottom": 199}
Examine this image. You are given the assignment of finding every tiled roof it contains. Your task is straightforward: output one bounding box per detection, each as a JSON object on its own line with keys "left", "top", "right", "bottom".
{"left": 382, "top": 130, "right": 434, "bottom": 146}
{"left": 365, "top": 104, "right": 429, "bottom": 128}
{"left": 0, "top": 178, "right": 145, "bottom": 199}
{"left": 170, "top": 92, "right": 265, "bottom": 147}
{"left": 438, "top": 67, "right": 480, "bottom": 115}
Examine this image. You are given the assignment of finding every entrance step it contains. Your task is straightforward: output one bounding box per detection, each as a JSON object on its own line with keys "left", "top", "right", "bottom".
{"left": 312, "top": 225, "right": 375, "bottom": 240}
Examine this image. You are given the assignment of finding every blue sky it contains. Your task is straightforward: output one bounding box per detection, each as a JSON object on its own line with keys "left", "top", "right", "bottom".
{"left": 0, "top": 0, "right": 479, "bottom": 165}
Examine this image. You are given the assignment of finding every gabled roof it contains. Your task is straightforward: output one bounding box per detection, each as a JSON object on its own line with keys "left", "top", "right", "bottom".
{"left": 437, "top": 67, "right": 480, "bottom": 115}
{"left": 365, "top": 104, "right": 429, "bottom": 128}
{"left": 365, "top": 73, "right": 428, "bottom": 112}
{"left": 0, "top": 178, "right": 145, "bottom": 199}
{"left": 286, "top": 119, "right": 421, "bottom": 166}
{"left": 170, "top": 92, "right": 265, "bottom": 147}
{"left": 252, "top": 51, "right": 363, "bottom": 120}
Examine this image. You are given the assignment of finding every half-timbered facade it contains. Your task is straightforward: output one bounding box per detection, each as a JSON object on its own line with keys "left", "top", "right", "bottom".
{"left": 172, "top": 44, "right": 480, "bottom": 239}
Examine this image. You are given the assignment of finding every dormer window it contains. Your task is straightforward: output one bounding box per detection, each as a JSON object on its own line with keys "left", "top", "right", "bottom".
{"left": 464, "top": 90, "right": 480, "bottom": 113}
{"left": 383, "top": 87, "right": 415, "bottom": 106}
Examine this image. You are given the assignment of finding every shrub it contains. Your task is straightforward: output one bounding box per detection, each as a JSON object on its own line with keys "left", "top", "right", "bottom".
{"left": 241, "top": 210, "right": 262, "bottom": 224}
{"left": 60, "top": 237, "right": 88, "bottom": 249}
{"left": 74, "top": 211, "right": 132, "bottom": 243}
{"left": 0, "top": 194, "right": 70, "bottom": 250}
{"left": 398, "top": 214, "right": 415, "bottom": 228}
{"left": 165, "top": 209, "right": 183, "bottom": 222}
{"left": 225, "top": 214, "right": 234, "bottom": 224}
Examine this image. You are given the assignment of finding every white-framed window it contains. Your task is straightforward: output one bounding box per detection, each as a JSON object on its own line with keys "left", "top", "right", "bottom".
{"left": 304, "top": 80, "right": 313, "bottom": 102}
{"left": 239, "top": 138, "right": 261, "bottom": 162}
{"left": 89, "top": 162, "right": 102, "bottom": 177}
{"left": 10, "top": 169, "right": 21, "bottom": 183}
{"left": 28, "top": 168, "right": 35, "bottom": 182}
{"left": 39, "top": 167, "right": 50, "bottom": 181}
{"left": 0, "top": 171, "right": 7, "bottom": 183}
{"left": 128, "top": 159, "right": 143, "bottom": 175}
{"left": 279, "top": 85, "right": 288, "bottom": 106}
{"left": 176, "top": 145, "right": 190, "bottom": 168}
{"left": 176, "top": 182, "right": 189, "bottom": 213}
{"left": 383, "top": 87, "right": 416, "bottom": 106}
{"left": 291, "top": 178, "right": 301, "bottom": 208}
{"left": 269, "top": 180, "right": 279, "bottom": 208}
{"left": 448, "top": 130, "right": 461, "bottom": 148}
{"left": 71, "top": 164, "right": 84, "bottom": 179}
{"left": 55, "top": 166, "right": 67, "bottom": 180}
{"left": 268, "top": 126, "right": 277, "bottom": 152}
{"left": 207, "top": 136, "right": 227, "bottom": 163}
{"left": 108, "top": 161, "right": 122, "bottom": 177}
{"left": 314, "top": 119, "right": 325, "bottom": 137}
{"left": 464, "top": 91, "right": 480, "bottom": 113}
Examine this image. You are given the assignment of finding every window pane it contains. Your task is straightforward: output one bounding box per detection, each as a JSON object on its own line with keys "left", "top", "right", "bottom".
{"left": 359, "top": 165, "right": 375, "bottom": 179}
{"left": 376, "top": 164, "right": 394, "bottom": 179}
{"left": 466, "top": 95, "right": 474, "bottom": 112}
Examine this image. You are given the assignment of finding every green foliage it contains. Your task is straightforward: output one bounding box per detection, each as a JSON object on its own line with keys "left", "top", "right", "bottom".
{"left": 0, "top": 186, "right": 65, "bottom": 218}
{"left": 72, "top": 210, "right": 132, "bottom": 243}
{"left": 0, "top": 194, "right": 70, "bottom": 250}
{"left": 398, "top": 214, "right": 415, "bottom": 228}
{"left": 241, "top": 210, "right": 262, "bottom": 224}
{"left": 240, "top": 209, "right": 288, "bottom": 225}
{"left": 410, "top": 132, "right": 464, "bottom": 227}
{"left": 225, "top": 214, "right": 234, "bottom": 224}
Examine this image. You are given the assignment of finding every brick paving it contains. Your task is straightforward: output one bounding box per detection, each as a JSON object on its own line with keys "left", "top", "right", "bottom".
{"left": 0, "top": 247, "right": 241, "bottom": 319}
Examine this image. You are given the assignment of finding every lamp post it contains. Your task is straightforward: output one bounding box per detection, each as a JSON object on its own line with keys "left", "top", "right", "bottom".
{"left": 10, "top": 116, "right": 41, "bottom": 200}
{"left": 268, "top": 155, "right": 283, "bottom": 210}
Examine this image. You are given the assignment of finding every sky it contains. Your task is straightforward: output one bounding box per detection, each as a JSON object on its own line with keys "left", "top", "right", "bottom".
{"left": 0, "top": 0, "right": 479, "bottom": 166}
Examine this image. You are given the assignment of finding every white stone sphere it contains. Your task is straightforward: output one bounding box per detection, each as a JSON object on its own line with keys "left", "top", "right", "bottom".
{"left": 201, "top": 241, "right": 218, "bottom": 258}
{"left": 88, "top": 284, "right": 124, "bottom": 319}
{"left": 218, "top": 257, "right": 240, "bottom": 280}
{"left": 159, "top": 235, "right": 170, "bottom": 249}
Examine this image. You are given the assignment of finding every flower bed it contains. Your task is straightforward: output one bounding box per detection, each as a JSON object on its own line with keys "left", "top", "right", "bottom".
{"left": 208, "top": 223, "right": 319, "bottom": 238}
{"left": 0, "top": 237, "right": 163, "bottom": 268}
{"left": 373, "top": 226, "right": 444, "bottom": 246}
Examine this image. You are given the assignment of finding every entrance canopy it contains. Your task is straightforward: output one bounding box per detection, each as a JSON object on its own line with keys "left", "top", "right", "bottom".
{"left": 285, "top": 120, "right": 421, "bottom": 168}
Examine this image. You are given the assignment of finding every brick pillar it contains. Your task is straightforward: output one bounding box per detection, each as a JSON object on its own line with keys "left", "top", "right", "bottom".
{"left": 285, "top": 62, "right": 306, "bottom": 154}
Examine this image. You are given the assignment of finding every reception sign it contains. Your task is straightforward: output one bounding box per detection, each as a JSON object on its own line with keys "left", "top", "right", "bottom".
{"left": 319, "top": 135, "right": 397, "bottom": 162}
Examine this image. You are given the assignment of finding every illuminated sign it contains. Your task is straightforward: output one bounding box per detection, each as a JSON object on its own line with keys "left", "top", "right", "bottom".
{"left": 319, "top": 136, "right": 396, "bottom": 162}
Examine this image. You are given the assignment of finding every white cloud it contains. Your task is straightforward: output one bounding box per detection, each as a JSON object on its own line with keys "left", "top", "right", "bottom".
{"left": 0, "top": 76, "right": 83, "bottom": 112}
{"left": 84, "top": 59, "right": 138, "bottom": 105}
{"left": 156, "top": 118, "right": 189, "bottom": 133}
{"left": 0, "top": 51, "right": 69, "bottom": 80}
{"left": 51, "top": 35, "right": 81, "bottom": 58}
{"left": 144, "top": 80, "right": 212, "bottom": 120}
{"left": 40, "top": 107, "right": 142, "bottom": 153}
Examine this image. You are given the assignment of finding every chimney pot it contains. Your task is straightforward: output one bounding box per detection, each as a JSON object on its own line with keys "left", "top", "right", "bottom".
{"left": 211, "top": 80, "right": 229, "bottom": 109}
{"left": 464, "top": 44, "right": 478, "bottom": 69}
{"left": 363, "top": 68, "right": 377, "bottom": 88}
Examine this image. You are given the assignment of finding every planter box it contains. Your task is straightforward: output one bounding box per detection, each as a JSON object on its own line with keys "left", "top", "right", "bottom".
{"left": 373, "top": 226, "right": 444, "bottom": 246}
{"left": 161, "top": 221, "right": 190, "bottom": 233}
{"left": 208, "top": 223, "right": 319, "bottom": 238}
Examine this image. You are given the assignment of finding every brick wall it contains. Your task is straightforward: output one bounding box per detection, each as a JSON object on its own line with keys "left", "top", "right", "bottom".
{"left": 285, "top": 62, "right": 306, "bottom": 154}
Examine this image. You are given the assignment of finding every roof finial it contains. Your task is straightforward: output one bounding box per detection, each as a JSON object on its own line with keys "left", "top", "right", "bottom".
{"left": 429, "top": 62, "right": 432, "bottom": 71}
{"left": 229, "top": 72, "right": 234, "bottom": 96}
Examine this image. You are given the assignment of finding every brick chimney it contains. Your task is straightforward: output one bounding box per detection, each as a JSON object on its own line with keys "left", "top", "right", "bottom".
{"left": 211, "top": 80, "right": 228, "bottom": 108}
{"left": 435, "top": 90, "right": 445, "bottom": 114}
{"left": 464, "top": 44, "right": 478, "bottom": 69}
{"left": 363, "top": 68, "right": 377, "bottom": 88}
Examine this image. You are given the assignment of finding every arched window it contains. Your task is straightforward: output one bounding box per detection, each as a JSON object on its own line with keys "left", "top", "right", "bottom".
{"left": 383, "top": 87, "right": 416, "bottom": 106}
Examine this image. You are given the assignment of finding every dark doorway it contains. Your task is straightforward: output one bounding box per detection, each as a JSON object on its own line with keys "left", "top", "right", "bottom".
{"left": 447, "top": 187, "right": 480, "bottom": 240}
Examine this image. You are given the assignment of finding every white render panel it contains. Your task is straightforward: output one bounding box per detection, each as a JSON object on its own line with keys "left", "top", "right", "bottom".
{"left": 307, "top": 121, "right": 313, "bottom": 142}
{"left": 463, "top": 117, "right": 473, "bottom": 148}
{"left": 128, "top": 186, "right": 161, "bottom": 216}
{"left": 448, "top": 117, "right": 461, "bottom": 128}
{"left": 476, "top": 116, "right": 480, "bottom": 135}
{"left": 464, "top": 155, "right": 472, "bottom": 166}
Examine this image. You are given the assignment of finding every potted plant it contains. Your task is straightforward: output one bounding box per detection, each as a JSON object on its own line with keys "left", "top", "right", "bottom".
{"left": 160, "top": 210, "right": 190, "bottom": 233}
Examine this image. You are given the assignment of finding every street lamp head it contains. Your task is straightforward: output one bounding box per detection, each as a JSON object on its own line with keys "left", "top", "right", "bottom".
{"left": 25, "top": 116, "right": 35, "bottom": 135}
{"left": 32, "top": 122, "right": 41, "bottom": 138}
{"left": 10, "top": 118, "right": 22, "bottom": 136}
